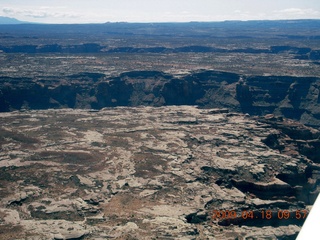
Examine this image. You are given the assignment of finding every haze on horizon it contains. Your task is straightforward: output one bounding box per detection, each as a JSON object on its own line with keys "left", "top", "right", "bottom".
{"left": 0, "top": 0, "right": 320, "bottom": 24}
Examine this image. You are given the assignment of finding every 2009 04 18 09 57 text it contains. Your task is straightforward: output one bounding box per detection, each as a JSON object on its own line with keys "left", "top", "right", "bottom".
{"left": 211, "top": 209, "right": 308, "bottom": 220}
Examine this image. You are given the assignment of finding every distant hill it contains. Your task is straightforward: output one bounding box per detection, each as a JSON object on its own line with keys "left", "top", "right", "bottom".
{"left": 0, "top": 16, "right": 25, "bottom": 24}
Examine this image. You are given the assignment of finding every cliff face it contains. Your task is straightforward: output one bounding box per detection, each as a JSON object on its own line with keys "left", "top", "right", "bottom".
{"left": 243, "top": 76, "right": 320, "bottom": 126}
{"left": 1, "top": 70, "right": 319, "bottom": 126}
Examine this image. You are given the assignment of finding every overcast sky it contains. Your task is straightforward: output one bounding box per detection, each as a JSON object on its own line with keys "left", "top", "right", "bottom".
{"left": 1, "top": 0, "right": 320, "bottom": 23}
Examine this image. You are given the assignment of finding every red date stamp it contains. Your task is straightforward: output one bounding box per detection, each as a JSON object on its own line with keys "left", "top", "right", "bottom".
{"left": 211, "top": 209, "right": 308, "bottom": 220}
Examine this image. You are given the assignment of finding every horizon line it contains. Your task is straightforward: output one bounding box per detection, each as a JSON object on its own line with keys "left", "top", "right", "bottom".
{"left": 3, "top": 18, "right": 320, "bottom": 25}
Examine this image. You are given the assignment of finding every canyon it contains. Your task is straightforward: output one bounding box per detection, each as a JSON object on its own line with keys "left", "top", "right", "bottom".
{"left": 0, "top": 20, "right": 319, "bottom": 239}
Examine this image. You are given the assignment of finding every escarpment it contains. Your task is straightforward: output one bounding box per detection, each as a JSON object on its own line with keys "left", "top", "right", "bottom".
{"left": 1, "top": 70, "right": 319, "bottom": 127}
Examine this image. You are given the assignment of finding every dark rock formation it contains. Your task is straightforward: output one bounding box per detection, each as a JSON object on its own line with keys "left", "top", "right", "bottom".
{"left": 0, "top": 43, "right": 102, "bottom": 54}
{"left": 0, "top": 70, "right": 319, "bottom": 127}
{"left": 0, "top": 42, "right": 319, "bottom": 61}
{"left": 94, "top": 80, "right": 133, "bottom": 108}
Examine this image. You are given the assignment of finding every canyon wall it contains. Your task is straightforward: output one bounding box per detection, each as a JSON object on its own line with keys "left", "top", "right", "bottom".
{"left": 1, "top": 70, "right": 319, "bottom": 127}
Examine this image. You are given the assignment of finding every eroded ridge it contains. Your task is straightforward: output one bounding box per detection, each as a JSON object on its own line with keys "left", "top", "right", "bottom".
{"left": 0, "top": 106, "right": 318, "bottom": 239}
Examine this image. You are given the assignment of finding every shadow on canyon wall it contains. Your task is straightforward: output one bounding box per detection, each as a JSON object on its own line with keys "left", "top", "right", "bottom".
{"left": 0, "top": 70, "right": 320, "bottom": 127}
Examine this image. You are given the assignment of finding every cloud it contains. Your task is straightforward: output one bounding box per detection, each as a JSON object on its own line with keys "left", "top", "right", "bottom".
{"left": 2, "top": 7, "right": 14, "bottom": 15}
{"left": 1, "top": 4, "right": 320, "bottom": 23}
{"left": 2, "top": 6, "right": 81, "bottom": 20}
{"left": 274, "top": 8, "right": 320, "bottom": 18}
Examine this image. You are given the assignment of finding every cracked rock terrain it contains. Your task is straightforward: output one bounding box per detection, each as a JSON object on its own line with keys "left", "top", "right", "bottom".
{"left": 0, "top": 106, "right": 319, "bottom": 239}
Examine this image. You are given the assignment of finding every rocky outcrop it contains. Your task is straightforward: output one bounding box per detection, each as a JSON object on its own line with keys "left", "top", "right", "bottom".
{"left": 0, "top": 106, "right": 318, "bottom": 239}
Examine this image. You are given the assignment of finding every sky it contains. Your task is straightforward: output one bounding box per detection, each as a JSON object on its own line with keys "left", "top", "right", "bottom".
{"left": 0, "top": 0, "right": 320, "bottom": 24}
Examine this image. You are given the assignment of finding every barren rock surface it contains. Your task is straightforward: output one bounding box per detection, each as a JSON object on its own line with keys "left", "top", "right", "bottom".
{"left": 0, "top": 106, "right": 319, "bottom": 239}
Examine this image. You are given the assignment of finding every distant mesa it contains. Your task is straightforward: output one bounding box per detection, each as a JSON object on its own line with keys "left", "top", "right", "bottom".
{"left": 0, "top": 16, "right": 27, "bottom": 24}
